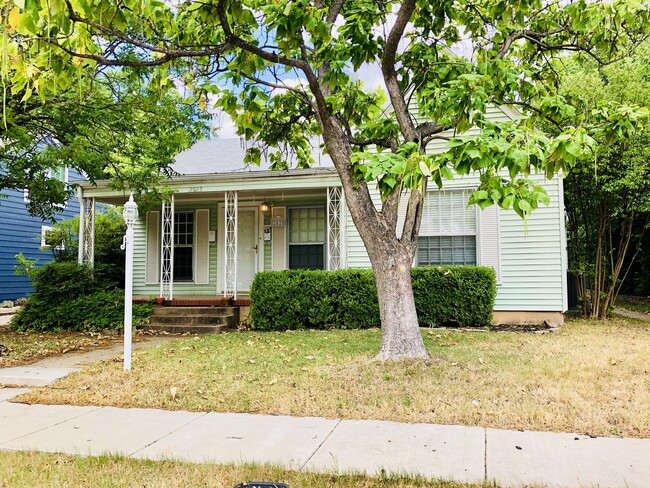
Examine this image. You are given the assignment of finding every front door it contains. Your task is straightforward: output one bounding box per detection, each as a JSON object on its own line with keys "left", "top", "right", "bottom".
{"left": 236, "top": 208, "right": 258, "bottom": 291}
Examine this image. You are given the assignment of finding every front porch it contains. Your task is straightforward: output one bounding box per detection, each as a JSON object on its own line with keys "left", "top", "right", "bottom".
{"left": 77, "top": 169, "right": 346, "bottom": 304}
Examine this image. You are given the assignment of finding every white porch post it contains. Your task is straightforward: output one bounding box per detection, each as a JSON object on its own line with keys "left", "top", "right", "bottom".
{"left": 327, "top": 187, "right": 344, "bottom": 270}
{"left": 77, "top": 187, "right": 84, "bottom": 265}
{"left": 79, "top": 195, "right": 95, "bottom": 266}
{"left": 160, "top": 195, "right": 175, "bottom": 300}
{"left": 224, "top": 191, "right": 238, "bottom": 299}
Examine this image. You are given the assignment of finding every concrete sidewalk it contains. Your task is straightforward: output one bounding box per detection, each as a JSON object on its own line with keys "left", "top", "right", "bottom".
{"left": 0, "top": 389, "right": 648, "bottom": 488}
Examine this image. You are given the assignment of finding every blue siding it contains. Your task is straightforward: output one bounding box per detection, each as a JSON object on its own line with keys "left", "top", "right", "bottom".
{"left": 0, "top": 170, "right": 84, "bottom": 301}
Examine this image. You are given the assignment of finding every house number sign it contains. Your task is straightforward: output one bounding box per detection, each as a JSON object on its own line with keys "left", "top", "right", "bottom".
{"left": 270, "top": 216, "right": 287, "bottom": 227}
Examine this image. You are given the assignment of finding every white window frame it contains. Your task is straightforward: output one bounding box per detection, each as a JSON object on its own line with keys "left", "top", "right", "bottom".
{"left": 40, "top": 225, "right": 65, "bottom": 250}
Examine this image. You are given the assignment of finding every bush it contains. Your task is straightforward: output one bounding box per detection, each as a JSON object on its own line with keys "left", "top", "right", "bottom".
{"left": 250, "top": 269, "right": 380, "bottom": 331}
{"left": 11, "top": 261, "right": 153, "bottom": 332}
{"left": 250, "top": 266, "right": 496, "bottom": 331}
{"left": 1, "top": 300, "right": 14, "bottom": 308}
{"left": 412, "top": 266, "right": 496, "bottom": 327}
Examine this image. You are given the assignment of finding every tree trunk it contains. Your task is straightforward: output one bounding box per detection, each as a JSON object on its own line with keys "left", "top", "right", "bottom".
{"left": 372, "top": 252, "right": 429, "bottom": 361}
{"left": 312, "top": 105, "right": 428, "bottom": 360}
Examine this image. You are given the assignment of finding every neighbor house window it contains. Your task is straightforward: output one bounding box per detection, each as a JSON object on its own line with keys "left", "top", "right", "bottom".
{"left": 288, "top": 207, "right": 325, "bottom": 270}
{"left": 417, "top": 189, "right": 477, "bottom": 266}
{"left": 174, "top": 211, "right": 194, "bottom": 281}
{"left": 24, "top": 166, "right": 68, "bottom": 203}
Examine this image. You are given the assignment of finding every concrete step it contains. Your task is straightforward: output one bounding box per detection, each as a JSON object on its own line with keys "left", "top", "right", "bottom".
{"left": 148, "top": 315, "right": 236, "bottom": 326}
{"left": 142, "top": 324, "right": 237, "bottom": 334}
{"left": 151, "top": 306, "right": 237, "bottom": 317}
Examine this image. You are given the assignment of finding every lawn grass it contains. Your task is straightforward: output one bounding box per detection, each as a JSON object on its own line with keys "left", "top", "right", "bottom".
{"left": 615, "top": 296, "right": 650, "bottom": 315}
{"left": 0, "top": 451, "right": 492, "bottom": 488}
{"left": 0, "top": 329, "right": 121, "bottom": 368}
{"left": 16, "top": 317, "right": 650, "bottom": 438}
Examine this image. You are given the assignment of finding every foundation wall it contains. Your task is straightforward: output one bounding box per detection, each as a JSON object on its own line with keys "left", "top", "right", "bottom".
{"left": 492, "top": 311, "right": 564, "bottom": 327}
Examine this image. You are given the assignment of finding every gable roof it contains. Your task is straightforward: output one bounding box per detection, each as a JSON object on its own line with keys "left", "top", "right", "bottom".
{"left": 172, "top": 138, "right": 334, "bottom": 176}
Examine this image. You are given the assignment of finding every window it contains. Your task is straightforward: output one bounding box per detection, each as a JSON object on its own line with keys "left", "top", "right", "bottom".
{"left": 40, "top": 226, "right": 65, "bottom": 250}
{"left": 174, "top": 211, "right": 194, "bottom": 281}
{"left": 50, "top": 166, "right": 67, "bottom": 183}
{"left": 25, "top": 166, "right": 69, "bottom": 203}
{"left": 288, "top": 207, "right": 325, "bottom": 270}
{"left": 417, "top": 190, "right": 477, "bottom": 266}
{"left": 40, "top": 226, "right": 53, "bottom": 248}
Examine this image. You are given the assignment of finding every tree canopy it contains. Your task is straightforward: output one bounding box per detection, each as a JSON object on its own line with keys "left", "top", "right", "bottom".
{"left": 1, "top": 8, "right": 210, "bottom": 219}
{"left": 5, "top": 0, "right": 650, "bottom": 358}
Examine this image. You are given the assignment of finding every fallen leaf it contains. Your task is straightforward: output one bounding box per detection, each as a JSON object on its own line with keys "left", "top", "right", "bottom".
{"left": 268, "top": 378, "right": 278, "bottom": 385}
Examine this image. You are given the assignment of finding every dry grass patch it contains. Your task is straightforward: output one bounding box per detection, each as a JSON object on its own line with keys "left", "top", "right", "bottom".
{"left": 0, "top": 329, "right": 121, "bottom": 368}
{"left": 0, "top": 451, "right": 493, "bottom": 488}
{"left": 16, "top": 317, "right": 650, "bottom": 438}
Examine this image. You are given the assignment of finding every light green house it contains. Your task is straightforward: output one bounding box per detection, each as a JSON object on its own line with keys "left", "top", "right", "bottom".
{"left": 78, "top": 108, "right": 568, "bottom": 326}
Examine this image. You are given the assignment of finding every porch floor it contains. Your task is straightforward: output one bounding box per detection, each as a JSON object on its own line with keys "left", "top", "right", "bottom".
{"left": 133, "top": 295, "right": 251, "bottom": 307}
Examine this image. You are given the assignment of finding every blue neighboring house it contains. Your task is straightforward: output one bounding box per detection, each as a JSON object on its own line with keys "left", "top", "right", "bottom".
{"left": 0, "top": 167, "right": 83, "bottom": 301}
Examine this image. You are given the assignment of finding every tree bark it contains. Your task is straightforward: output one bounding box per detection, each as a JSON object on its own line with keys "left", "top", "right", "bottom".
{"left": 372, "top": 250, "right": 429, "bottom": 361}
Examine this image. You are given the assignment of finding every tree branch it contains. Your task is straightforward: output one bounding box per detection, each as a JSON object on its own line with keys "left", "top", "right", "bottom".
{"left": 381, "top": 0, "right": 418, "bottom": 142}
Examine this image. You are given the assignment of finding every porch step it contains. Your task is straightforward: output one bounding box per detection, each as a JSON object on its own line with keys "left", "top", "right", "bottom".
{"left": 144, "top": 324, "right": 235, "bottom": 335}
{"left": 148, "top": 315, "right": 234, "bottom": 326}
{"left": 151, "top": 306, "right": 238, "bottom": 317}
{"left": 142, "top": 306, "right": 239, "bottom": 334}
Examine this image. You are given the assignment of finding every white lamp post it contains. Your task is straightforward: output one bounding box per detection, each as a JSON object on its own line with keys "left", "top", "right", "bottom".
{"left": 121, "top": 193, "right": 138, "bottom": 371}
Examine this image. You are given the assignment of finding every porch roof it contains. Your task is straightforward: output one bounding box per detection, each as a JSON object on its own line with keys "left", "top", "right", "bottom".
{"left": 77, "top": 138, "right": 340, "bottom": 204}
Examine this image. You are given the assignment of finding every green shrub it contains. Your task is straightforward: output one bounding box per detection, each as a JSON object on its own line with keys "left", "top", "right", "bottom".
{"left": 250, "top": 269, "right": 379, "bottom": 330}
{"left": 12, "top": 289, "right": 153, "bottom": 332}
{"left": 412, "top": 266, "right": 496, "bottom": 327}
{"left": 250, "top": 266, "right": 496, "bottom": 331}
{"left": 10, "top": 261, "right": 153, "bottom": 332}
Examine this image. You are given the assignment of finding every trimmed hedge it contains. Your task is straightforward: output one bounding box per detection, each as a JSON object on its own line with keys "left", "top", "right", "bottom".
{"left": 11, "top": 262, "right": 153, "bottom": 332}
{"left": 250, "top": 266, "right": 496, "bottom": 331}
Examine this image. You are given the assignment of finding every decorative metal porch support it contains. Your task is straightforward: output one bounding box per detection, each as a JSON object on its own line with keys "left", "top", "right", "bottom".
{"left": 160, "top": 195, "right": 175, "bottom": 300}
{"left": 77, "top": 193, "right": 95, "bottom": 266}
{"left": 327, "top": 186, "right": 345, "bottom": 270}
{"left": 224, "top": 191, "right": 238, "bottom": 299}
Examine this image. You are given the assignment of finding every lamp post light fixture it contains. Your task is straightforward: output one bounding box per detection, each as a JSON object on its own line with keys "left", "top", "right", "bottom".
{"left": 121, "top": 193, "right": 138, "bottom": 371}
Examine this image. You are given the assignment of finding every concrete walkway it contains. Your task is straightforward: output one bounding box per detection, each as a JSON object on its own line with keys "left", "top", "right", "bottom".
{"left": 614, "top": 307, "right": 650, "bottom": 322}
{"left": 0, "top": 337, "right": 649, "bottom": 487}
{"left": 0, "top": 388, "right": 647, "bottom": 487}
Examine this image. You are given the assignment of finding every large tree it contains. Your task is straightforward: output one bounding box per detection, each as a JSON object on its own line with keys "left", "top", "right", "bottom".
{"left": 7, "top": 0, "right": 649, "bottom": 358}
{"left": 559, "top": 45, "right": 650, "bottom": 318}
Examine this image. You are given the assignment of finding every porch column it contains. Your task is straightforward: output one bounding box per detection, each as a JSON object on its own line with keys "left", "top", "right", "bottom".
{"left": 224, "top": 191, "right": 238, "bottom": 299}
{"left": 78, "top": 191, "right": 95, "bottom": 267}
{"left": 327, "top": 186, "right": 345, "bottom": 270}
{"left": 160, "top": 195, "right": 175, "bottom": 300}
